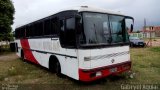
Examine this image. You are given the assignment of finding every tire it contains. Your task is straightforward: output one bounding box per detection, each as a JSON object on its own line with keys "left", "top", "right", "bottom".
{"left": 55, "top": 61, "right": 62, "bottom": 77}
{"left": 21, "top": 50, "right": 25, "bottom": 61}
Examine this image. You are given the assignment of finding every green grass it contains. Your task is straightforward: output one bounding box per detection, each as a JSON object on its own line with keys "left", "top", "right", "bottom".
{"left": 0, "top": 58, "right": 73, "bottom": 84}
{"left": 130, "top": 47, "right": 160, "bottom": 83}
{"left": 0, "top": 47, "right": 160, "bottom": 89}
{"left": 150, "top": 47, "right": 160, "bottom": 53}
{"left": 0, "top": 45, "right": 12, "bottom": 55}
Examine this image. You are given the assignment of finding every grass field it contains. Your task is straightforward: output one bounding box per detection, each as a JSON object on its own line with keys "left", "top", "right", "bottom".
{"left": 0, "top": 47, "right": 160, "bottom": 89}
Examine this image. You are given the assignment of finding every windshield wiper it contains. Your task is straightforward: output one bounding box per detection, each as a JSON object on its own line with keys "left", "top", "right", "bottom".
{"left": 93, "top": 24, "right": 98, "bottom": 43}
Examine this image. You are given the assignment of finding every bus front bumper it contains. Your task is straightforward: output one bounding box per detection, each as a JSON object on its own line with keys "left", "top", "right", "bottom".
{"left": 79, "top": 61, "right": 131, "bottom": 82}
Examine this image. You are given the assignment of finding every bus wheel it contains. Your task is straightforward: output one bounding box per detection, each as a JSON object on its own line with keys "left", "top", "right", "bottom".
{"left": 21, "top": 50, "right": 25, "bottom": 61}
{"left": 55, "top": 61, "right": 62, "bottom": 77}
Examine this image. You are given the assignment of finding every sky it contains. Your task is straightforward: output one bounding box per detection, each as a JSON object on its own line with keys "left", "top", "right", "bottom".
{"left": 12, "top": 0, "right": 160, "bottom": 31}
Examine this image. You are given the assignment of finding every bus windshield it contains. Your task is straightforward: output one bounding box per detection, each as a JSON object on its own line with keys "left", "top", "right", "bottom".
{"left": 79, "top": 12, "right": 130, "bottom": 47}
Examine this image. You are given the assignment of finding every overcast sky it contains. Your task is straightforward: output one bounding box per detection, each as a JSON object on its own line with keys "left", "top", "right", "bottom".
{"left": 12, "top": 0, "right": 160, "bottom": 31}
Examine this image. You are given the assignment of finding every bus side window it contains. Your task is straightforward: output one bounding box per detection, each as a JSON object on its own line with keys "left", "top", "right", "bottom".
{"left": 60, "top": 20, "right": 64, "bottom": 31}
{"left": 60, "top": 18, "right": 76, "bottom": 48}
{"left": 60, "top": 20, "right": 65, "bottom": 46}
{"left": 39, "top": 22, "right": 43, "bottom": 36}
{"left": 34, "top": 23, "right": 39, "bottom": 36}
{"left": 44, "top": 19, "right": 51, "bottom": 36}
{"left": 66, "top": 18, "right": 76, "bottom": 46}
{"left": 51, "top": 17, "right": 59, "bottom": 36}
{"left": 26, "top": 25, "right": 29, "bottom": 37}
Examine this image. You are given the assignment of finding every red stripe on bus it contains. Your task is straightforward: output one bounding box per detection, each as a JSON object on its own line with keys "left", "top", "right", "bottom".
{"left": 79, "top": 61, "right": 131, "bottom": 82}
{"left": 20, "top": 39, "right": 39, "bottom": 64}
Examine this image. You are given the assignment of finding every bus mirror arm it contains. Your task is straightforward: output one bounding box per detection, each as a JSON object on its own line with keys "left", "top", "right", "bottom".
{"left": 130, "top": 17, "right": 134, "bottom": 32}
{"left": 125, "top": 16, "right": 134, "bottom": 32}
{"left": 131, "top": 24, "right": 133, "bottom": 32}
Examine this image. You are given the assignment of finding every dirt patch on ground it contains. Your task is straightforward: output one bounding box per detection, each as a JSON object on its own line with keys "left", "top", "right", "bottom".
{"left": 145, "top": 38, "right": 160, "bottom": 46}
{"left": 0, "top": 53, "right": 18, "bottom": 61}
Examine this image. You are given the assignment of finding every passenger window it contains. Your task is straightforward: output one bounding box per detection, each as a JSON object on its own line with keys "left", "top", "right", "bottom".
{"left": 66, "top": 18, "right": 75, "bottom": 30}
{"left": 44, "top": 19, "right": 51, "bottom": 36}
{"left": 60, "top": 18, "right": 76, "bottom": 48}
{"left": 51, "top": 17, "right": 59, "bottom": 36}
{"left": 60, "top": 20, "right": 64, "bottom": 31}
{"left": 103, "top": 22, "right": 109, "bottom": 34}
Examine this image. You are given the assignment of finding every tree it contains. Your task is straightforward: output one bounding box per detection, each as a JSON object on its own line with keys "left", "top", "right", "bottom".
{"left": 0, "top": 0, "right": 15, "bottom": 41}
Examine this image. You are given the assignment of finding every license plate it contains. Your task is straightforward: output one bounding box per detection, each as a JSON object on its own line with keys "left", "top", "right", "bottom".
{"left": 109, "top": 68, "right": 117, "bottom": 73}
{"left": 96, "top": 72, "right": 102, "bottom": 77}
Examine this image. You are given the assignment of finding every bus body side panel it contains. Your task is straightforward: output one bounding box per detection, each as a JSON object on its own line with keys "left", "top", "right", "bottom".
{"left": 20, "top": 39, "right": 40, "bottom": 64}
{"left": 16, "top": 38, "right": 79, "bottom": 80}
{"left": 56, "top": 50, "right": 79, "bottom": 80}
{"left": 27, "top": 38, "right": 48, "bottom": 66}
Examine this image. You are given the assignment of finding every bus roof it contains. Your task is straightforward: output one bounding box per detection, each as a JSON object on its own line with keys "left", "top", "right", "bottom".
{"left": 16, "top": 6, "right": 125, "bottom": 28}
{"left": 63, "top": 6, "right": 124, "bottom": 15}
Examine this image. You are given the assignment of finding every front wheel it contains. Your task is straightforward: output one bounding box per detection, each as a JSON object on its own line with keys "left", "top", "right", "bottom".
{"left": 55, "top": 61, "right": 62, "bottom": 77}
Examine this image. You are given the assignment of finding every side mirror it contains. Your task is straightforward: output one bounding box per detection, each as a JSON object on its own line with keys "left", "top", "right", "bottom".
{"left": 125, "top": 16, "right": 134, "bottom": 33}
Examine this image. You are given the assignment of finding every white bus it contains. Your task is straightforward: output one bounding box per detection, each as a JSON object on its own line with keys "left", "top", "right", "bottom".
{"left": 15, "top": 6, "right": 134, "bottom": 82}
